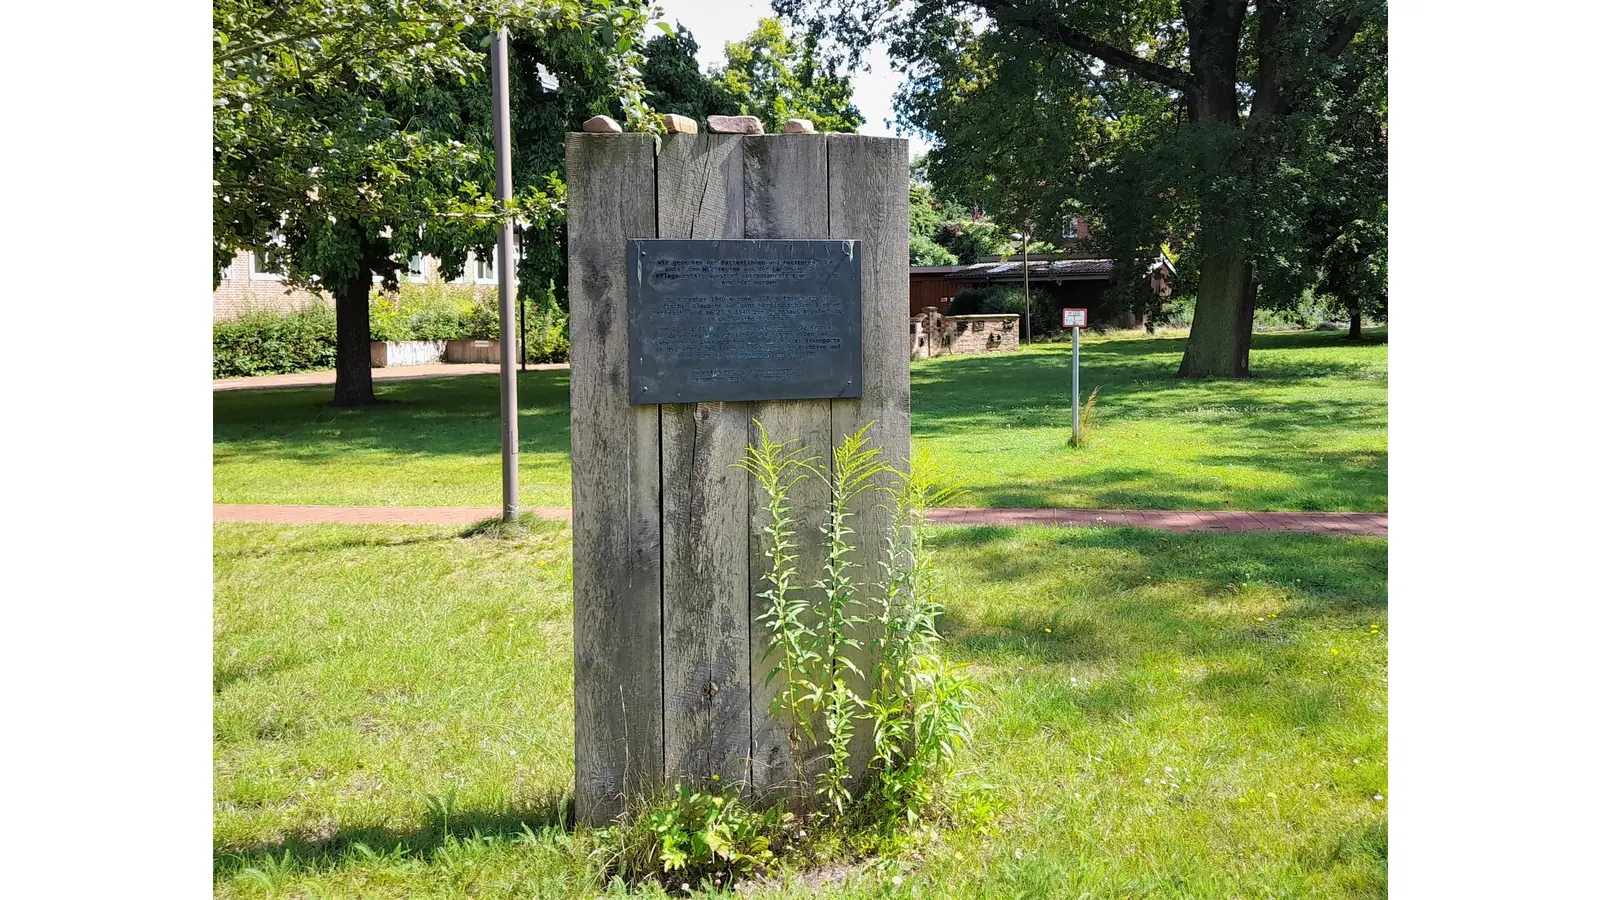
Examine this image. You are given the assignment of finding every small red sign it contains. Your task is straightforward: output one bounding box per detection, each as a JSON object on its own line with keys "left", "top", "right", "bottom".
{"left": 1062, "top": 308, "right": 1088, "bottom": 329}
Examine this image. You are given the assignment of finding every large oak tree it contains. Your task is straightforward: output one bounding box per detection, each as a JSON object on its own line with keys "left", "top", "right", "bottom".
{"left": 776, "top": 0, "right": 1387, "bottom": 376}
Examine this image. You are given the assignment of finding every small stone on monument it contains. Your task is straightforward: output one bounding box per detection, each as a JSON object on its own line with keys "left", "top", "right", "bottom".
{"left": 662, "top": 114, "right": 698, "bottom": 134}
{"left": 782, "top": 118, "right": 816, "bottom": 134}
{"left": 582, "top": 115, "right": 623, "bottom": 134}
{"left": 707, "top": 114, "right": 765, "bottom": 135}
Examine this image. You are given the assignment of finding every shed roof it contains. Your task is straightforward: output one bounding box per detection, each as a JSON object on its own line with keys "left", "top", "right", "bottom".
{"left": 919, "top": 256, "right": 1174, "bottom": 283}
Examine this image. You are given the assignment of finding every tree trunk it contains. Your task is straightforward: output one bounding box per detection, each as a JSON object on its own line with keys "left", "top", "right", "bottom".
{"left": 1346, "top": 298, "right": 1362, "bottom": 340}
{"left": 332, "top": 267, "right": 376, "bottom": 407}
{"left": 1176, "top": 3, "right": 1254, "bottom": 378}
{"left": 1178, "top": 239, "right": 1253, "bottom": 377}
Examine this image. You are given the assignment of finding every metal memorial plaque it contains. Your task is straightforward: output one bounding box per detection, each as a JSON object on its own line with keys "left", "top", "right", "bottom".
{"left": 627, "top": 239, "right": 863, "bottom": 404}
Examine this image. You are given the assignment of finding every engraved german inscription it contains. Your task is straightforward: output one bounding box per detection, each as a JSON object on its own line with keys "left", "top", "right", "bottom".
{"left": 627, "top": 239, "right": 863, "bottom": 403}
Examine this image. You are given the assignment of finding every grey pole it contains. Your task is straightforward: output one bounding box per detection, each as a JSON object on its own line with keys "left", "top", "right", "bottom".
{"left": 1022, "top": 231, "right": 1031, "bottom": 346}
{"left": 1071, "top": 326, "right": 1081, "bottom": 439}
{"left": 491, "top": 26, "right": 519, "bottom": 523}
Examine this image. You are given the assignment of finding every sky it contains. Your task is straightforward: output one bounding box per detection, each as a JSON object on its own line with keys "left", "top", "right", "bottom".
{"left": 653, "top": 0, "right": 933, "bottom": 157}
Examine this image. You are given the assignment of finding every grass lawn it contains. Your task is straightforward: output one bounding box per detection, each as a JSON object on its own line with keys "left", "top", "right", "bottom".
{"left": 214, "top": 372, "right": 576, "bottom": 509}
{"left": 214, "top": 329, "right": 1386, "bottom": 512}
{"left": 215, "top": 522, "right": 1387, "bottom": 898}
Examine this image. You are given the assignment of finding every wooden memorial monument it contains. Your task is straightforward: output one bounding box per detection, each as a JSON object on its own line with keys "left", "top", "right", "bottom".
{"left": 566, "top": 129, "right": 910, "bottom": 824}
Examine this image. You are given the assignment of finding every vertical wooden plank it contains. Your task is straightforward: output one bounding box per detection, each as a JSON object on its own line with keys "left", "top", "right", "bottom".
{"left": 827, "top": 134, "right": 912, "bottom": 781}
{"left": 657, "top": 133, "right": 755, "bottom": 788}
{"left": 567, "top": 132, "right": 661, "bottom": 825}
{"left": 743, "top": 135, "right": 835, "bottom": 800}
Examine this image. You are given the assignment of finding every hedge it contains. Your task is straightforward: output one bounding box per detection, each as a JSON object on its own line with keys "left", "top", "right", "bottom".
{"left": 213, "top": 305, "right": 337, "bottom": 378}
{"left": 213, "top": 289, "right": 571, "bottom": 378}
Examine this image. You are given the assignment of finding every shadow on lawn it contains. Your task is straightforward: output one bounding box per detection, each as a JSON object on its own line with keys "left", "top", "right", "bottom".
{"left": 933, "top": 528, "right": 1386, "bottom": 685}
{"left": 213, "top": 370, "right": 574, "bottom": 464}
{"left": 213, "top": 794, "right": 573, "bottom": 878}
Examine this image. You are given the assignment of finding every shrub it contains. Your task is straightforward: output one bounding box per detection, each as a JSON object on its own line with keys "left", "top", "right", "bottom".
{"left": 946, "top": 285, "right": 1058, "bottom": 339}
{"left": 215, "top": 284, "right": 572, "bottom": 378}
{"left": 212, "top": 305, "right": 336, "bottom": 378}
{"left": 370, "top": 282, "right": 571, "bottom": 362}
{"left": 520, "top": 304, "right": 572, "bottom": 364}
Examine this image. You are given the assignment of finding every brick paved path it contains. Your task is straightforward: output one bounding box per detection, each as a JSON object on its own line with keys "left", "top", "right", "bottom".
{"left": 213, "top": 362, "right": 569, "bottom": 392}
{"left": 214, "top": 504, "right": 1385, "bottom": 536}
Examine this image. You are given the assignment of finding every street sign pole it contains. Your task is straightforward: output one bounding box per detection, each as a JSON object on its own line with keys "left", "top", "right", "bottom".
{"left": 1072, "top": 326, "right": 1080, "bottom": 435}
{"left": 1062, "top": 308, "right": 1087, "bottom": 442}
{"left": 491, "top": 26, "right": 519, "bottom": 523}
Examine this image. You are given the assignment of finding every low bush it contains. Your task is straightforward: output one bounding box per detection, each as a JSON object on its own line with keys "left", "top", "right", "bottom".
{"left": 214, "top": 285, "right": 571, "bottom": 378}
{"left": 946, "top": 285, "right": 1059, "bottom": 339}
{"left": 212, "top": 305, "right": 336, "bottom": 378}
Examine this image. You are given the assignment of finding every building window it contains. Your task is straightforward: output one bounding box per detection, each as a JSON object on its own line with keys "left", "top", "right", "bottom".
{"left": 407, "top": 254, "right": 426, "bottom": 283}
{"left": 249, "top": 248, "right": 285, "bottom": 280}
{"left": 1063, "top": 216, "right": 1079, "bottom": 241}
{"left": 475, "top": 250, "right": 496, "bottom": 283}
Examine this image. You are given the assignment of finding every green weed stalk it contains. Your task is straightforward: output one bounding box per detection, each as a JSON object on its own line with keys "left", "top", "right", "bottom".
{"left": 735, "top": 420, "right": 822, "bottom": 766}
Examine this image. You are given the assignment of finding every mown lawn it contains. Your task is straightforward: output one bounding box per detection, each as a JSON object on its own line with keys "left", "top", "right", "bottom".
{"left": 214, "top": 522, "right": 1387, "bottom": 898}
{"left": 213, "top": 329, "right": 1386, "bottom": 512}
{"left": 915, "top": 330, "right": 1387, "bottom": 512}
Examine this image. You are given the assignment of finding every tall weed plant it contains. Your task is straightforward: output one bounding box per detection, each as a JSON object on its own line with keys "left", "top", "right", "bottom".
{"left": 740, "top": 421, "right": 973, "bottom": 824}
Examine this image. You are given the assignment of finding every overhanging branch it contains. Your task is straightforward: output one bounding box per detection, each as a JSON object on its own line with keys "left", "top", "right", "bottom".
{"left": 976, "top": 0, "right": 1196, "bottom": 95}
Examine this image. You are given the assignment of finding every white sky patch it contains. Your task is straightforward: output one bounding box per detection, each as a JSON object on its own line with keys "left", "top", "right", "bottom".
{"left": 655, "top": 0, "right": 932, "bottom": 157}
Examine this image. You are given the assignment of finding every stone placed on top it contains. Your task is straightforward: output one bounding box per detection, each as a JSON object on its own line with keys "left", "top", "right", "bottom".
{"left": 782, "top": 118, "right": 816, "bottom": 134}
{"left": 662, "top": 114, "right": 698, "bottom": 134}
{"left": 707, "top": 114, "right": 765, "bottom": 135}
{"left": 581, "top": 115, "right": 622, "bottom": 134}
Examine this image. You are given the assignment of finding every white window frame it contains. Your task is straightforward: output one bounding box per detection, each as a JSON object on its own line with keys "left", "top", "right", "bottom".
{"left": 407, "top": 254, "right": 427, "bottom": 284}
{"left": 474, "top": 249, "right": 497, "bottom": 284}
{"left": 248, "top": 249, "right": 284, "bottom": 281}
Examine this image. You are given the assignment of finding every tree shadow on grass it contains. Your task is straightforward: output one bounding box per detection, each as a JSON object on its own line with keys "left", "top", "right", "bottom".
{"left": 211, "top": 529, "right": 460, "bottom": 561}
{"left": 214, "top": 370, "right": 574, "bottom": 463}
{"left": 931, "top": 527, "right": 1386, "bottom": 729}
{"left": 213, "top": 793, "right": 574, "bottom": 879}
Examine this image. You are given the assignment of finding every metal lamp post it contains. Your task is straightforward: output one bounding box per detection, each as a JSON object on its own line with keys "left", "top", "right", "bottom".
{"left": 1011, "top": 230, "right": 1031, "bottom": 345}
{"left": 490, "top": 27, "right": 519, "bottom": 523}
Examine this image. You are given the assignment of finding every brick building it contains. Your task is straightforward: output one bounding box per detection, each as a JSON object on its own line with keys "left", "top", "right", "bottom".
{"left": 212, "top": 248, "right": 501, "bottom": 319}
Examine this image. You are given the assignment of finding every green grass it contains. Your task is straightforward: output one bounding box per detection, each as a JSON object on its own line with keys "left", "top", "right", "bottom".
{"left": 914, "top": 330, "right": 1387, "bottom": 511}
{"left": 213, "top": 372, "right": 575, "bottom": 508}
{"left": 215, "top": 522, "right": 1387, "bottom": 898}
{"left": 214, "top": 329, "right": 1386, "bottom": 511}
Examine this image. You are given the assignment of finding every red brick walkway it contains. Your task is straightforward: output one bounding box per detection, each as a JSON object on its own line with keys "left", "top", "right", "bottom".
{"left": 214, "top": 504, "right": 1385, "bottom": 536}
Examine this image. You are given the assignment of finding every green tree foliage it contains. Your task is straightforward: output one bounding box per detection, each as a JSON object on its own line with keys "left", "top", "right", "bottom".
{"left": 213, "top": 0, "right": 654, "bottom": 405}
{"left": 713, "top": 18, "right": 863, "bottom": 133}
{"left": 909, "top": 158, "right": 1010, "bottom": 265}
{"left": 776, "top": 0, "right": 1387, "bottom": 377}
{"left": 641, "top": 25, "right": 743, "bottom": 125}
{"left": 910, "top": 183, "right": 958, "bottom": 265}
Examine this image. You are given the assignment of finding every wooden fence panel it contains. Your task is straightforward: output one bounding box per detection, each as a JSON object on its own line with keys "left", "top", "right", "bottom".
{"left": 742, "top": 135, "right": 835, "bottom": 798}
{"left": 827, "top": 134, "right": 912, "bottom": 778}
{"left": 568, "top": 132, "right": 662, "bottom": 824}
{"left": 658, "top": 133, "right": 755, "bottom": 788}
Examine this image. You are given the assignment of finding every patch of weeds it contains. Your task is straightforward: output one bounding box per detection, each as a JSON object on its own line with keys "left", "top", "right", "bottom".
{"left": 1068, "top": 385, "right": 1100, "bottom": 448}
{"left": 590, "top": 784, "right": 793, "bottom": 894}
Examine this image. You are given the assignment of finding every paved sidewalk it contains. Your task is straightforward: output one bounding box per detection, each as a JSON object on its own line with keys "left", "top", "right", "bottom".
{"left": 213, "top": 362, "right": 569, "bottom": 392}
{"left": 214, "top": 504, "right": 1386, "bottom": 536}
